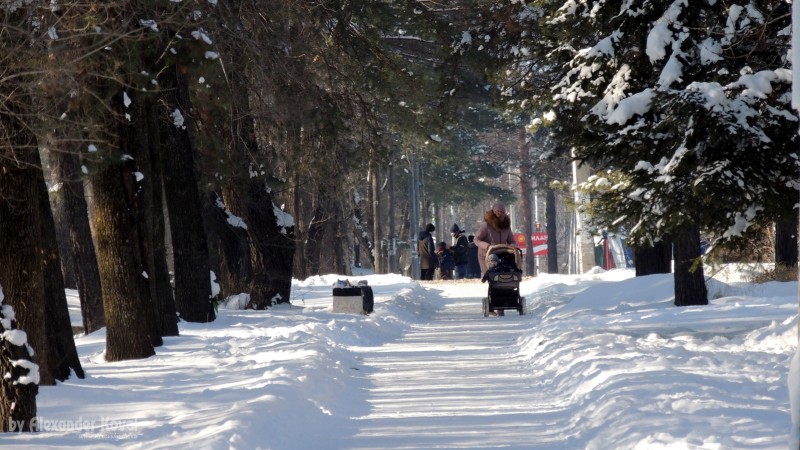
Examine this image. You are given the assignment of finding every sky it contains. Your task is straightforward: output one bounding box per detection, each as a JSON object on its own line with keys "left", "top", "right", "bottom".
{"left": 1, "top": 264, "right": 796, "bottom": 449}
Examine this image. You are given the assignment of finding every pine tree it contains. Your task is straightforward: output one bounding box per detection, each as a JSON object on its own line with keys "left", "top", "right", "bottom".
{"left": 472, "top": 1, "right": 797, "bottom": 303}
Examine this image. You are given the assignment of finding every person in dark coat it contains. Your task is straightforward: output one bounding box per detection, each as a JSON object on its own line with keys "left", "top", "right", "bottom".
{"left": 436, "top": 242, "right": 455, "bottom": 280}
{"left": 474, "top": 201, "right": 516, "bottom": 277}
{"left": 450, "top": 224, "right": 469, "bottom": 279}
{"left": 467, "top": 235, "right": 481, "bottom": 279}
{"left": 417, "top": 223, "right": 438, "bottom": 280}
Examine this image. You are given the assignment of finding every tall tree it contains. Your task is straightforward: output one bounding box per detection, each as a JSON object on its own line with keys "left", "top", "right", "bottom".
{"left": 775, "top": 213, "right": 798, "bottom": 269}
{"left": 0, "top": 0, "right": 113, "bottom": 380}
{"left": 48, "top": 148, "right": 105, "bottom": 334}
{"left": 0, "top": 143, "right": 53, "bottom": 383}
{"left": 159, "top": 64, "right": 215, "bottom": 322}
{"left": 144, "top": 100, "right": 179, "bottom": 337}
{"left": 519, "top": 127, "right": 536, "bottom": 276}
{"left": 35, "top": 163, "right": 86, "bottom": 378}
{"left": 634, "top": 239, "right": 673, "bottom": 277}
{"left": 549, "top": 1, "right": 795, "bottom": 250}
{"left": 473, "top": 1, "right": 797, "bottom": 303}
{"left": 88, "top": 91, "right": 157, "bottom": 361}
{"left": 545, "top": 187, "right": 559, "bottom": 274}
{"left": 673, "top": 223, "right": 708, "bottom": 306}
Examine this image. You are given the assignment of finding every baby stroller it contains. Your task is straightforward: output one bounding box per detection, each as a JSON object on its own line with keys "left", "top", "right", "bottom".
{"left": 481, "top": 245, "right": 525, "bottom": 316}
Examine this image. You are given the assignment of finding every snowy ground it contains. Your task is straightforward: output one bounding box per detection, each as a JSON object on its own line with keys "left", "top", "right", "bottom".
{"left": 3, "top": 266, "right": 796, "bottom": 449}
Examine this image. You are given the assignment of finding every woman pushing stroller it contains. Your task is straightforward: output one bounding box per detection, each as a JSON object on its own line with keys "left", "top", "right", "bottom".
{"left": 473, "top": 200, "right": 516, "bottom": 277}
{"left": 474, "top": 201, "right": 518, "bottom": 316}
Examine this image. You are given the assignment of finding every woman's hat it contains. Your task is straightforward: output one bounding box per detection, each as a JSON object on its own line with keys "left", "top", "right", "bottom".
{"left": 426, "top": 223, "right": 435, "bottom": 232}
{"left": 450, "top": 223, "right": 461, "bottom": 233}
{"left": 492, "top": 201, "right": 506, "bottom": 214}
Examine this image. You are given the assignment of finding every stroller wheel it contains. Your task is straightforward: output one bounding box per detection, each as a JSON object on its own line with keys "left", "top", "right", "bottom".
{"left": 482, "top": 297, "right": 489, "bottom": 317}
{"left": 518, "top": 296, "right": 526, "bottom": 315}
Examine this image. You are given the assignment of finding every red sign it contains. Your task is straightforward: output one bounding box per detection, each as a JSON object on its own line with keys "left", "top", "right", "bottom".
{"left": 514, "top": 232, "right": 548, "bottom": 256}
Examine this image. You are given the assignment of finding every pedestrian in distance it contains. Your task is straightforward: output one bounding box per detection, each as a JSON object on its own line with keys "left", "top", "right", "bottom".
{"left": 450, "top": 224, "right": 469, "bottom": 279}
{"left": 467, "top": 235, "right": 481, "bottom": 279}
{"left": 436, "top": 241, "right": 455, "bottom": 280}
{"left": 418, "top": 223, "right": 438, "bottom": 280}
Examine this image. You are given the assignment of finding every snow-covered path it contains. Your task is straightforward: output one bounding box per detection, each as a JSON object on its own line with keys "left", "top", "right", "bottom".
{"left": 347, "top": 287, "right": 560, "bottom": 449}
{"left": 6, "top": 271, "right": 795, "bottom": 449}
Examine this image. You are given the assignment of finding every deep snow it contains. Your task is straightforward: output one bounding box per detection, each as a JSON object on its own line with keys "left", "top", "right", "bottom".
{"left": 2, "top": 265, "right": 796, "bottom": 449}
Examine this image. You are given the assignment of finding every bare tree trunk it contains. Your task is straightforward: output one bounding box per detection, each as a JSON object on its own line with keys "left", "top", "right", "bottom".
{"left": 333, "top": 199, "right": 350, "bottom": 274}
{"left": 50, "top": 200, "right": 77, "bottom": 289}
{"left": 0, "top": 303, "right": 38, "bottom": 432}
{"left": 673, "top": 224, "right": 708, "bottom": 306}
{"left": 776, "top": 213, "right": 798, "bottom": 268}
{"left": 353, "top": 199, "right": 375, "bottom": 270}
{"left": 215, "top": 56, "right": 297, "bottom": 307}
{"left": 129, "top": 95, "right": 165, "bottom": 347}
{"left": 292, "top": 178, "right": 308, "bottom": 280}
{"left": 545, "top": 188, "right": 558, "bottom": 274}
{"left": 388, "top": 161, "right": 398, "bottom": 273}
{"left": 49, "top": 148, "right": 105, "bottom": 334}
{"left": 89, "top": 92, "right": 157, "bottom": 361}
{"left": 244, "top": 181, "right": 295, "bottom": 308}
{"left": 1, "top": 112, "right": 86, "bottom": 384}
{"left": 519, "top": 127, "right": 535, "bottom": 276}
{"left": 433, "top": 202, "right": 442, "bottom": 244}
{"left": 0, "top": 147, "right": 52, "bottom": 384}
{"left": 90, "top": 155, "right": 157, "bottom": 361}
{"left": 36, "top": 162, "right": 86, "bottom": 379}
{"left": 204, "top": 192, "right": 250, "bottom": 300}
{"left": 159, "top": 64, "right": 215, "bottom": 323}
{"left": 635, "top": 239, "right": 672, "bottom": 276}
{"left": 305, "top": 200, "right": 326, "bottom": 276}
{"left": 371, "top": 158, "right": 383, "bottom": 274}
{"left": 147, "top": 104, "right": 179, "bottom": 337}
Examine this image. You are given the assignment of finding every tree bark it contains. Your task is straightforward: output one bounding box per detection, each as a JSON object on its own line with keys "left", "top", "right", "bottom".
{"left": 291, "top": 177, "right": 308, "bottom": 280}
{"left": 519, "top": 127, "right": 535, "bottom": 276}
{"left": 51, "top": 200, "right": 77, "bottom": 290}
{"left": 36, "top": 161, "right": 85, "bottom": 380}
{"left": 0, "top": 304, "right": 38, "bottom": 432}
{"left": 305, "top": 201, "right": 326, "bottom": 276}
{"left": 213, "top": 43, "right": 297, "bottom": 307}
{"left": 334, "top": 201, "right": 350, "bottom": 275}
{"left": 353, "top": 201, "right": 374, "bottom": 270}
{"left": 244, "top": 180, "right": 296, "bottom": 308}
{"left": 49, "top": 148, "right": 105, "bottom": 334}
{"left": 775, "top": 214, "right": 798, "bottom": 268}
{"left": 388, "top": 161, "right": 398, "bottom": 273}
{"left": 147, "top": 102, "right": 179, "bottom": 337}
{"left": 545, "top": 188, "right": 559, "bottom": 274}
{"left": 206, "top": 192, "right": 250, "bottom": 301}
{"left": 0, "top": 148, "right": 52, "bottom": 385}
{"left": 129, "top": 95, "right": 165, "bottom": 347}
{"left": 634, "top": 239, "right": 672, "bottom": 276}
{"left": 159, "top": 64, "right": 215, "bottom": 323}
{"left": 370, "top": 158, "right": 383, "bottom": 274}
{"left": 673, "top": 224, "right": 708, "bottom": 306}
{"left": 90, "top": 154, "right": 157, "bottom": 360}
{"left": 87, "top": 89, "right": 159, "bottom": 361}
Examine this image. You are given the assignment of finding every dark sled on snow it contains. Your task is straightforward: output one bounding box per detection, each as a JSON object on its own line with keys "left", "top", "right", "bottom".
{"left": 481, "top": 245, "right": 526, "bottom": 316}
